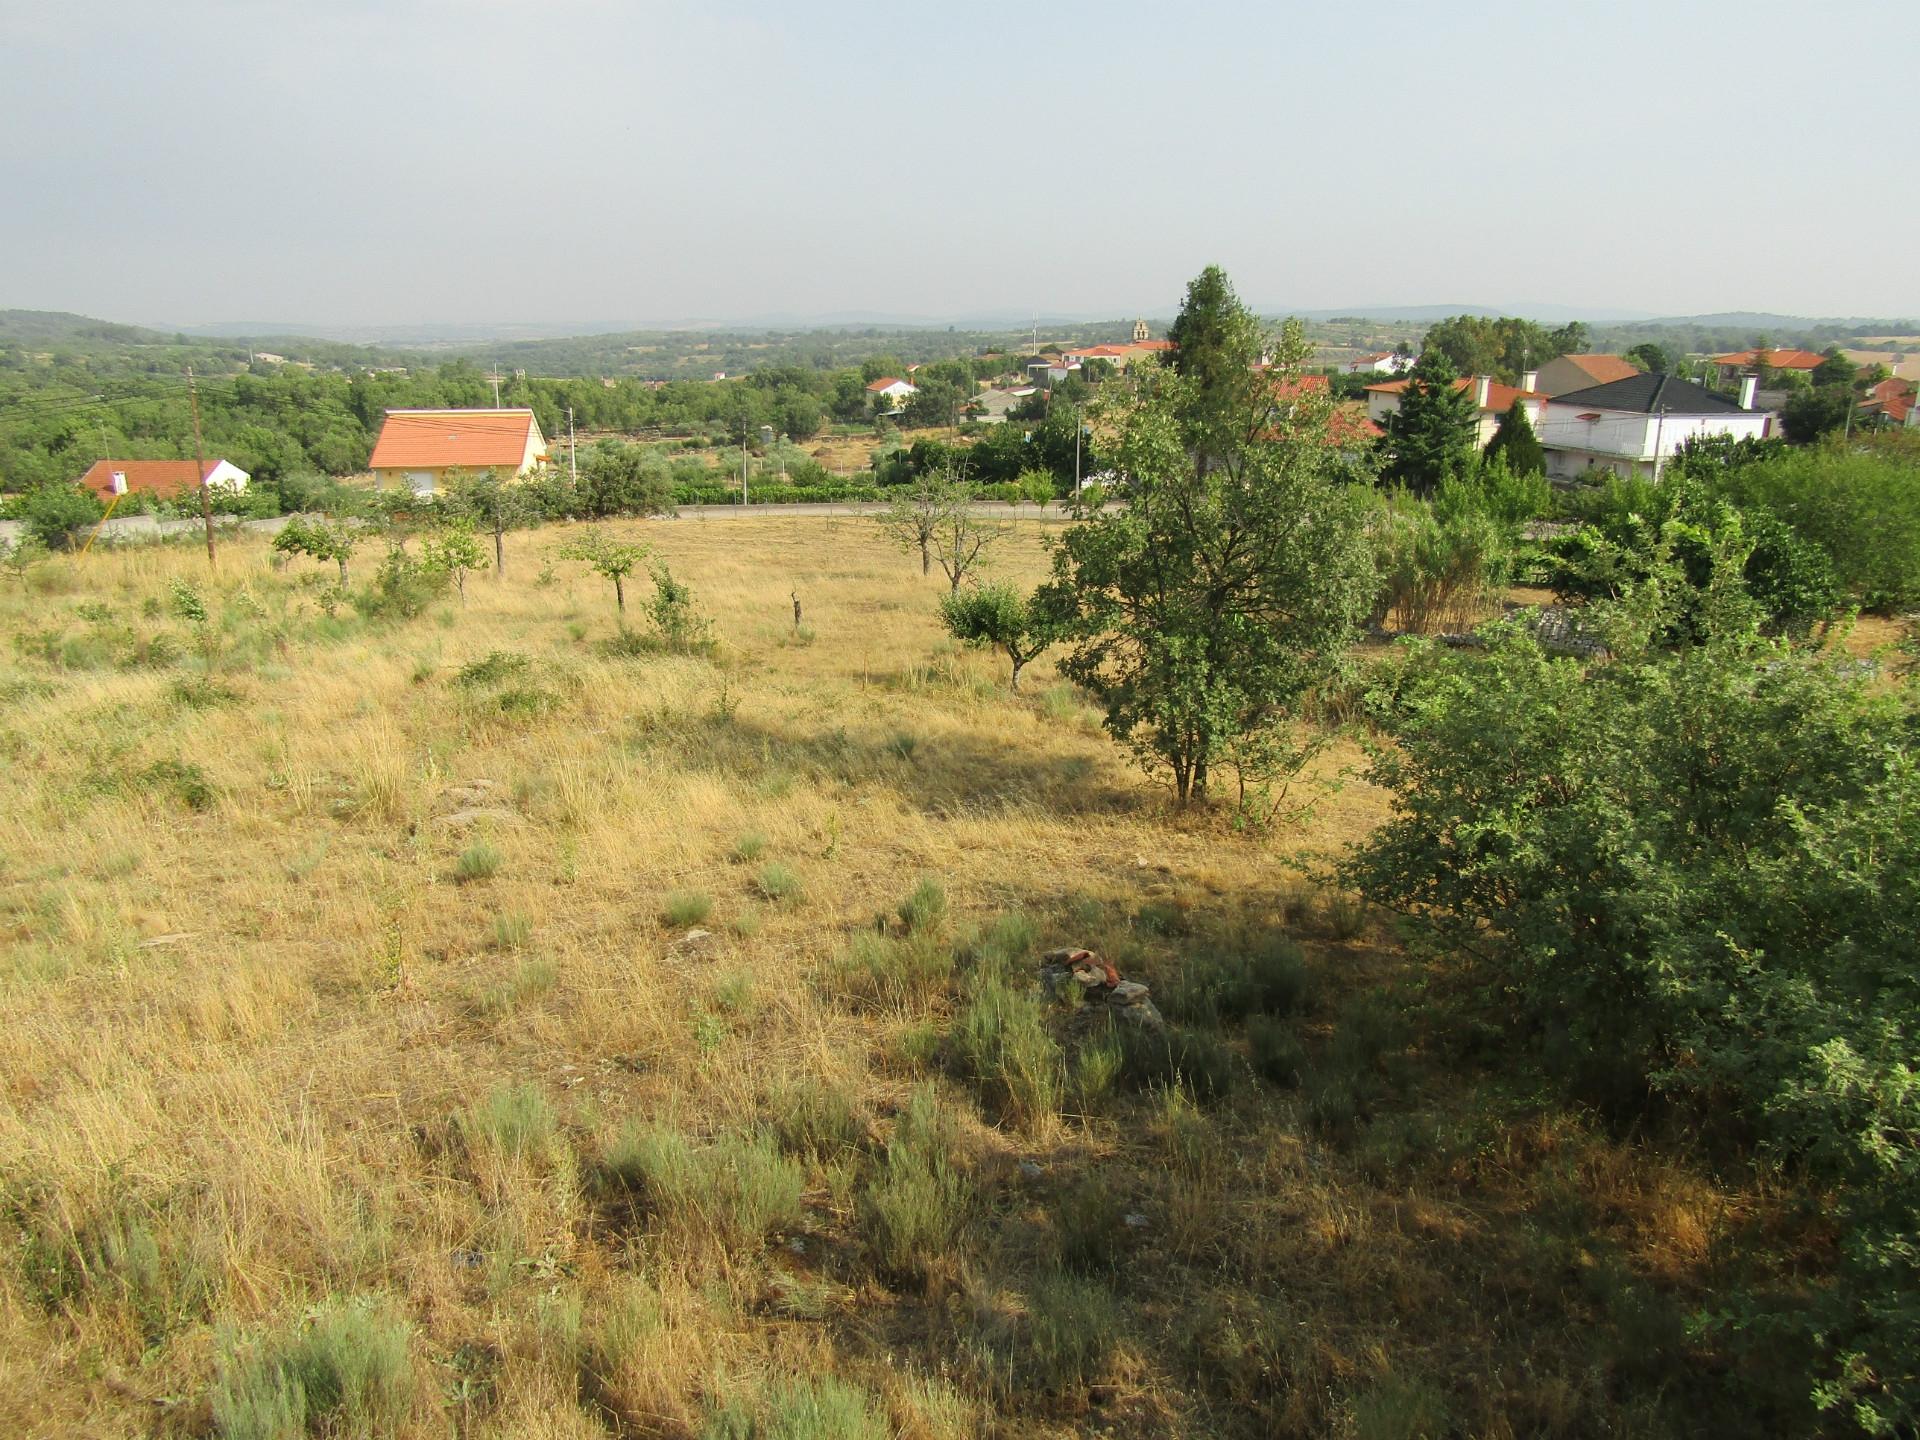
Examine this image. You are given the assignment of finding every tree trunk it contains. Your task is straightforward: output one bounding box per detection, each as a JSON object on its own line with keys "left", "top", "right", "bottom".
{"left": 614, "top": 575, "right": 625, "bottom": 613}
{"left": 337, "top": 557, "right": 349, "bottom": 587}
{"left": 493, "top": 525, "right": 505, "bottom": 575}
{"left": 1009, "top": 654, "right": 1024, "bottom": 692}
{"left": 919, "top": 541, "right": 931, "bottom": 575}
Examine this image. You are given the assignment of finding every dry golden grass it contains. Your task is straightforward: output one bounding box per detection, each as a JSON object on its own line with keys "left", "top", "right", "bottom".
{"left": 0, "top": 517, "right": 1794, "bottom": 1437}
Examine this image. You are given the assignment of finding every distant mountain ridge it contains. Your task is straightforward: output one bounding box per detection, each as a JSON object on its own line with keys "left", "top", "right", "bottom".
{"left": 6, "top": 304, "right": 1916, "bottom": 362}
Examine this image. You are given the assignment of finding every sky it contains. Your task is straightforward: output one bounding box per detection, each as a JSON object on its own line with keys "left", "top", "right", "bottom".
{"left": 2, "top": 0, "right": 1914, "bottom": 332}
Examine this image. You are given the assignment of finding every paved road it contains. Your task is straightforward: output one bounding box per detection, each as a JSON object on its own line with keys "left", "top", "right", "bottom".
{"left": 668, "top": 502, "right": 1071, "bottom": 520}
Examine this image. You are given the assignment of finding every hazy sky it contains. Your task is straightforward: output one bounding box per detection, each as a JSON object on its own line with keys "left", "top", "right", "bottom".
{"left": 3, "top": 0, "right": 1914, "bottom": 329}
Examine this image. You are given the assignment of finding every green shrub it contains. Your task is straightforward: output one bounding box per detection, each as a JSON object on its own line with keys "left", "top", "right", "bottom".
{"left": 468, "top": 959, "right": 556, "bottom": 1020}
{"left": 970, "top": 1271, "right": 1119, "bottom": 1395}
{"left": 1161, "top": 936, "right": 1308, "bottom": 1027}
{"left": 1247, "top": 1015, "right": 1307, "bottom": 1088}
{"left": 830, "top": 932, "right": 952, "bottom": 1012}
{"left": 464, "top": 1082, "right": 554, "bottom": 1159}
{"left": 1350, "top": 1373, "right": 1453, "bottom": 1440}
{"left": 754, "top": 862, "right": 802, "bottom": 903}
{"left": 454, "top": 842, "right": 502, "bottom": 883}
{"left": 1054, "top": 1173, "right": 1127, "bottom": 1274}
{"left": 700, "top": 1375, "right": 890, "bottom": 1440}
{"left": 454, "top": 650, "right": 531, "bottom": 689}
{"left": 731, "top": 831, "right": 768, "bottom": 863}
{"left": 141, "top": 758, "right": 214, "bottom": 811}
{"left": 955, "top": 911, "right": 1036, "bottom": 980}
{"left": 896, "top": 876, "right": 948, "bottom": 935}
{"left": 491, "top": 912, "right": 532, "bottom": 950}
{"left": 859, "top": 1085, "right": 971, "bottom": 1284}
{"left": 212, "top": 1300, "right": 414, "bottom": 1440}
{"left": 1345, "top": 605, "right": 1920, "bottom": 1428}
{"left": 606, "top": 1125, "right": 802, "bottom": 1247}
{"left": 644, "top": 560, "right": 715, "bottom": 653}
{"left": 768, "top": 1078, "right": 868, "bottom": 1161}
{"left": 1113, "top": 1023, "right": 1236, "bottom": 1103}
{"left": 14, "top": 1191, "right": 214, "bottom": 1342}
{"left": 170, "top": 676, "right": 242, "bottom": 709}
{"left": 1711, "top": 443, "right": 1920, "bottom": 611}
{"left": 661, "top": 890, "right": 713, "bottom": 928}
{"left": 956, "top": 970, "right": 1062, "bottom": 1128}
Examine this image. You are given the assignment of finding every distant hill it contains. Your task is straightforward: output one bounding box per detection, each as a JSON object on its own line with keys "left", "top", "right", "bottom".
{"left": 0, "top": 309, "right": 179, "bottom": 346}
{"left": 1281, "top": 303, "right": 1657, "bottom": 325}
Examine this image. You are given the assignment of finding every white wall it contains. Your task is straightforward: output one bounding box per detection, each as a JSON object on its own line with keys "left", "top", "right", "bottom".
{"left": 1537, "top": 405, "right": 1771, "bottom": 478}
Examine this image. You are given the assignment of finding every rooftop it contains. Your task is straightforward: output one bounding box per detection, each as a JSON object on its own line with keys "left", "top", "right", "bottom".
{"left": 78, "top": 458, "right": 230, "bottom": 500}
{"left": 1549, "top": 373, "right": 1748, "bottom": 415}
{"left": 367, "top": 408, "right": 540, "bottom": 471}
{"left": 1365, "top": 376, "right": 1544, "bottom": 412}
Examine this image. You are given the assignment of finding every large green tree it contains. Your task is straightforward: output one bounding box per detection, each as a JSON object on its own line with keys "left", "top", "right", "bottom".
{"left": 1043, "top": 274, "right": 1376, "bottom": 805}
{"left": 1383, "top": 350, "right": 1480, "bottom": 493}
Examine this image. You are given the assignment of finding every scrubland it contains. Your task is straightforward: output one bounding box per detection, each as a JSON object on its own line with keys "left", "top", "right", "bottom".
{"left": 0, "top": 516, "right": 1805, "bottom": 1437}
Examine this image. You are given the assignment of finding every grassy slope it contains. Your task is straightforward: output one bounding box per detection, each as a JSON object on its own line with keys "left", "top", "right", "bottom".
{"left": 0, "top": 517, "right": 1803, "bottom": 1438}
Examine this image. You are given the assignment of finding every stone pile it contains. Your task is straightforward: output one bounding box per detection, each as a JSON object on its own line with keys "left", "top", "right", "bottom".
{"left": 1039, "top": 947, "right": 1165, "bottom": 1031}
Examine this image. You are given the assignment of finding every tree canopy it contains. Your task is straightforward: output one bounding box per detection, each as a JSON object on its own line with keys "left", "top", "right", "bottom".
{"left": 1382, "top": 350, "right": 1479, "bottom": 493}
{"left": 1045, "top": 272, "right": 1376, "bottom": 806}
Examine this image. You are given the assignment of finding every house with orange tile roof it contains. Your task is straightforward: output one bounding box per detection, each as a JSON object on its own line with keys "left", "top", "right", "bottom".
{"left": 367, "top": 408, "right": 547, "bottom": 496}
{"left": 1534, "top": 353, "right": 1640, "bottom": 396}
{"left": 1708, "top": 348, "right": 1827, "bottom": 385}
{"left": 1364, "top": 374, "right": 1546, "bottom": 449}
{"left": 78, "top": 458, "right": 250, "bottom": 502}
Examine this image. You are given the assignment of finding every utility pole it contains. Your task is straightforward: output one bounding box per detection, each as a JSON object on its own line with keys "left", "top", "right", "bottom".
{"left": 490, "top": 368, "right": 502, "bottom": 406}
{"left": 1651, "top": 405, "right": 1667, "bottom": 483}
{"left": 741, "top": 437, "right": 749, "bottom": 507}
{"left": 567, "top": 406, "right": 577, "bottom": 486}
{"left": 187, "top": 366, "right": 215, "bottom": 566}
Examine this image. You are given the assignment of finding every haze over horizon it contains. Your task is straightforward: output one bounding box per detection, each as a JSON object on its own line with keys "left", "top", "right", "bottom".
{"left": 4, "top": 0, "right": 1914, "bottom": 330}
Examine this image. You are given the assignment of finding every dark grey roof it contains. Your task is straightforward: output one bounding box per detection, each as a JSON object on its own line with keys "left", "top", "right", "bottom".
{"left": 1549, "top": 373, "right": 1747, "bottom": 415}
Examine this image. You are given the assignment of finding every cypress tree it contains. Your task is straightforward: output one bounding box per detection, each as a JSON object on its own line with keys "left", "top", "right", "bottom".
{"left": 1485, "top": 400, "right": 1546, "bottom": 475}
{"left": 1383, "top": 350, "right": 1479, "bottom": 493}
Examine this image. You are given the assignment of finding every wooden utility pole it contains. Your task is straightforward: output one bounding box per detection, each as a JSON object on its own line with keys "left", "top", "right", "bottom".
{"left": 187, "top": 366, "right": 215, "bottom": 566}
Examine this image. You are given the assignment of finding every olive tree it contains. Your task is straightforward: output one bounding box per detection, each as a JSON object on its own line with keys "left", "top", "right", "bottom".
{"left": 938, "top": 582, "right": 1057, "bottom": 691}
{"left": 446, "top": 468, "right": 532, "bottom": 575}
{"left": 422, "top": 516, "right": 488, "bottom": 602}
{"left": 558, "top": 526, "right": 650, "bottom": 620}
{"left": 272, "top": 516, "right": 359, "bottom": 586}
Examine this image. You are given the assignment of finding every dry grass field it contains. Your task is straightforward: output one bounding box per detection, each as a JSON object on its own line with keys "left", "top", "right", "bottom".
{"left": 0, "top": 516, "right": 1800, "bottom": 1438}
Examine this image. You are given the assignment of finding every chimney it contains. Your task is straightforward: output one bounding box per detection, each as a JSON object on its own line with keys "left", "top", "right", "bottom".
{"left": 1738, "top": 373, "right": 1759, "bottom": 410}
{"left": 1474, "top": 375, "right": 1492, "bottom": 408}
{"left": 1520, "top": 369, "right": 1538, "bottom": 393}
{"left": 112, "top": 470, "right": 127, "bottom": 495}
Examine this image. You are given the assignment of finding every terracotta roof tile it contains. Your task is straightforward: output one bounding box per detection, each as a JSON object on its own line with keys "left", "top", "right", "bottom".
{"left": 367, "top": 409, "right": 539, "bottom": 471}
{"left": 1560, "top": 353, "right": 1640, "bottom": 385}
{"left": 78, "top": 459, "right": 223, "bottom": 500}
{"left": 1710, "top": 348, "right": 1826, "bottom": 370}
{"left": 1364, "top": 377, "right": 1543, "bottom": 412}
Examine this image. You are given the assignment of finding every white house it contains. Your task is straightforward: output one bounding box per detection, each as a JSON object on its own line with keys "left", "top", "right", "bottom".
{"left": 1345, "top": 351, "right": 1416, "bottom": 376}
{"left": 865, "top": 377, "right": 918, "bottom": 402}
{"left": 1365, "top": 374, "right": 1546, "bottom": 449}
{"left": 367, "top": 408, "right": 547, "bottom": 496}
{"left": 1536, "top": 373, "right": 1770, "bottom": 480}
{"left": 79, "top": 458, "right": 250, "bottom": 502}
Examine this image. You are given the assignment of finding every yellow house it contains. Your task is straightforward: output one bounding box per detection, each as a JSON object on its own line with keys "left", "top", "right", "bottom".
{"left": 367, "top": 408, "right": 548, "bottom": 496}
